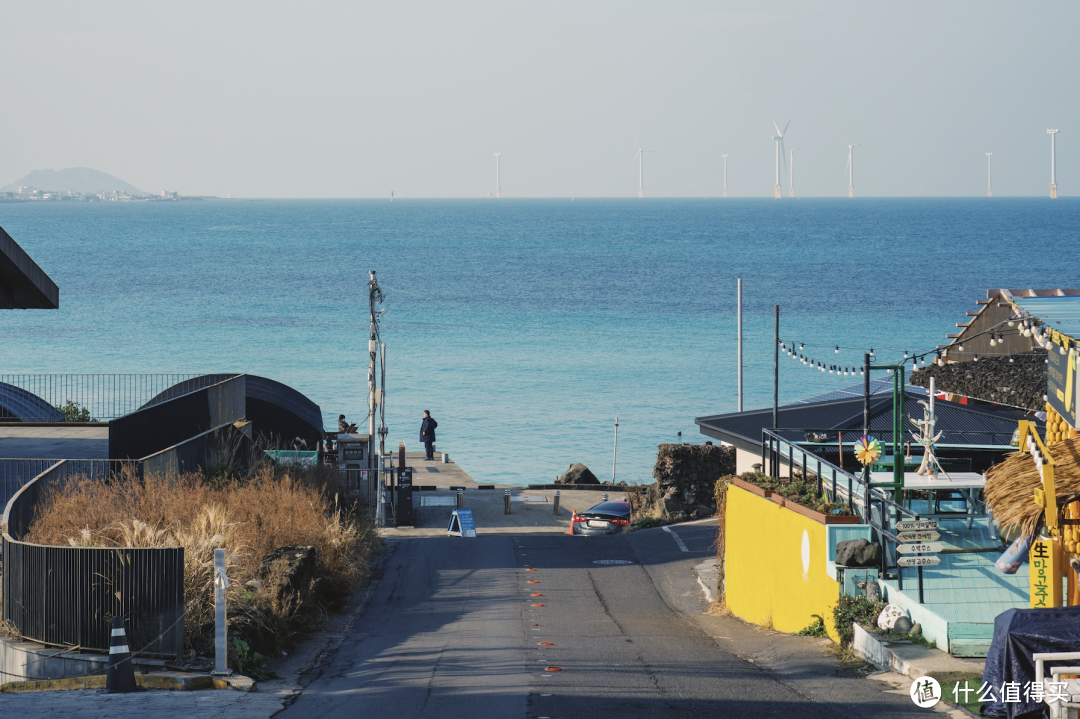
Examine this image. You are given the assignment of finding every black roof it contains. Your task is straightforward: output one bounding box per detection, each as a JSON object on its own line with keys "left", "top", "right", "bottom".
{"left": 696, "top": 381, "right": 1028, "bottom": 454}
{"left": 0, "top": 225, "right": 58, "bottom": 309}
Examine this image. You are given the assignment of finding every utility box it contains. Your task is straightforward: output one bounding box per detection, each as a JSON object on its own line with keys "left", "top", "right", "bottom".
{"left": 337, "top": 433, "right": 371, "bottom": 495}
{"left": 395, "top": 467, "right": 414, "bottom": 526}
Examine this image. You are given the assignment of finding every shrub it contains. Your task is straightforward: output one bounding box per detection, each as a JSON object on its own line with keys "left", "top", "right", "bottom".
{"left": 796, "top": 614, "right": 830, "bottom": 638}
{"left": 24, "top": 465, "right": 379, "bottom": 663}
{"left": 55, "top": 400, "right": 95, "bottom": 422}
{"left": 630, "top": 517, "right": 664, "bottom": 531}
{"left": 833, "top": 593, "right": 886, "bottom": 646}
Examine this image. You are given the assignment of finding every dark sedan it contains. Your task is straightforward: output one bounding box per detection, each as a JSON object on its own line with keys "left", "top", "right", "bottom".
{"left": 570, "top": 500, "right": 632, "bottom": 535}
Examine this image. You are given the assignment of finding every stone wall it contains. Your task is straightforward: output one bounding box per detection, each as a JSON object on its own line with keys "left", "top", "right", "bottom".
{"left": 640, "top": 443, "right": 736, "bottom": 521}
{"left": 909, "top": 350, "right": 1046, "bottom": 411}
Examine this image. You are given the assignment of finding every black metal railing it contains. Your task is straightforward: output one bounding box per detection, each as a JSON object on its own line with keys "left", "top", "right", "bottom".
{"left": 2, "top": 459, "right": 183, "bottom": 657}
{"left": 0, "top": 374, "right": 229, "bottom": 422}
{"left": 762, "top": 429, "right": 1004, "bottom": 604}
{"left": 772, "top": 426, "right": 1024, "bottom": 448}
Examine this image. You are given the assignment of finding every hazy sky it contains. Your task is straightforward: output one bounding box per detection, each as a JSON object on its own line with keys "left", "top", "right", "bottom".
{"left": 1, "top": 2, "right": 1075, "bottom": 198}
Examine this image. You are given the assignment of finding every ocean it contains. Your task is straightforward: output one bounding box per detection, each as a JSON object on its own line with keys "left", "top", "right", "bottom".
{"left": 0, "top": 197, "right": 1076, "bottom": 486}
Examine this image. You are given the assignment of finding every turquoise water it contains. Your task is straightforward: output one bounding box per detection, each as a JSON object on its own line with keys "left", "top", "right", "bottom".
{"left": 0, "top": 198, "right": 1076, "bottom": 485}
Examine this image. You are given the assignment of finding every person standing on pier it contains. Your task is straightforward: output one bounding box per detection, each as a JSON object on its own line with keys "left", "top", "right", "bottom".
{"left": 420, "top": 410, "right": 437, "bottom": 461}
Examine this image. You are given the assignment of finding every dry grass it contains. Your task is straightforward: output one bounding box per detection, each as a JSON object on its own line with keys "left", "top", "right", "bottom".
{"left": 984, "top": 437, "right": 1080, "bottom": 538}
{"left": 24, "top": 465, "right": 380, "bottom": 656}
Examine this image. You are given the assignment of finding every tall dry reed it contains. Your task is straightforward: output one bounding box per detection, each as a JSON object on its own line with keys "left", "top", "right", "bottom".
{"left": 24, "top": 465, "right": 379, "bottom": 655}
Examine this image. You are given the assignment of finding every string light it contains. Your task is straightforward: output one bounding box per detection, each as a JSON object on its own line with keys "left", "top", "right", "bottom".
{"left": 835, "top": 346, "right": 840, "bottom": 354}
{"left": 973, "top": 354, "right": 979, "bottom": 362}
{"left": 989, "top": 333, "right": 997, "bottom": 346}
{"left": 799, "top": 343, "right": 804, "bottom": 350}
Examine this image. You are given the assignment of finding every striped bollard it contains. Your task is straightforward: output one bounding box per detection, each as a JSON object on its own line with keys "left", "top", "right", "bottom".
{"left": 105, "top": 616, "right": 138, "bottom": 693}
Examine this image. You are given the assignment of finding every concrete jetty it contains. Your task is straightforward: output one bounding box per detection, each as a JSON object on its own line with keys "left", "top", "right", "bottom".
{"left": 383, "top": 452, "right": 626, "bottom": 537}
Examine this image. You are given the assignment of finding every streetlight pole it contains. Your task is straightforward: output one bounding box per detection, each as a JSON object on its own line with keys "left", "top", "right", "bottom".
{"left": 612, "top": 417, "right": 619, "bottom": 483}
{"left": 737, "top": 278, "right": 743, "bottom": 413}
{"left": 772, "top": 305, "right": 779, "bottom": 429}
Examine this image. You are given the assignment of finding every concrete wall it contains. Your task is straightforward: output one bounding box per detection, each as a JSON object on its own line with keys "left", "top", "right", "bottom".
{"left": 725, "top": 484, "right": 842, "bottom": 640}
{"left": 0, "top": 637, "right": 106, "bottom": 684}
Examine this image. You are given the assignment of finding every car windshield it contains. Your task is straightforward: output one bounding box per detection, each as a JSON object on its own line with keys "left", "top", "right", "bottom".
{"left": 585, "top": 501, "right": 631, "bottom": 516}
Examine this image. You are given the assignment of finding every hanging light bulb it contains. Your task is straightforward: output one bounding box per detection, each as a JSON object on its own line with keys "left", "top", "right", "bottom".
{"left": 904, "top": 350, "right": 909, "bottom": 359}
{"left": 860, "top": 367, "right": 865, "bottom": 376}
{"left": 829, "top": 366, "right": 834, "bottom": 374}
{"left": 1009, "top": 357, "right": 1014, "bottom": 363}
{"left": 990, "top": 333, "right": 997, "bottom": 347}
{"left": 958, "top": 343, "right": 964, "bottom": 352}
{"left": 869, "top": 348, "right": 875, "bottom": 358}
{"left": 835, "top": 346, "right": 840, "bottom": 354}
{"left": 799, "top": 342, "right": 804, "bottom": 350}
{"left": 974, "top": 354, "right": 979, "bottom": 362}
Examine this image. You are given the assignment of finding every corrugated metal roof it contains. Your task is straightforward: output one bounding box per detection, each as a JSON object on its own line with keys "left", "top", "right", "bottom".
{"left": 784, "top": 379, "right": 926, "bottom": 406}
{"left": 1013, "top": 295, "right": 1080, "bottom": 339}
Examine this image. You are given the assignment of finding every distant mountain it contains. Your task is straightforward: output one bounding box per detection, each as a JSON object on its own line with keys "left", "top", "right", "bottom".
{"left": 1, "top": 168, "right": 146, "bottom": 195}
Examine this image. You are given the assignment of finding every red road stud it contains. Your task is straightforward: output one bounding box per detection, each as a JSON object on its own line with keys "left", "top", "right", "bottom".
{"left": 538, "top": 642, "right": 554, "bottom": 646}
{"left": 526, "top": 568, "right": 538, "bottom": 572}
{"left": 531, "top": 593, "right": 543, "bottom": 596}
{"left": 531, "top": 603, "right": 545, "bottom": 607}
{"left": 545, "top": 667, "right": 563, "bottom": 672}
{"left": 527, "top": 580, "right": 539, "bottom": 584}
{"left": 533, "top": 624, "right": 541, "bottom": 627}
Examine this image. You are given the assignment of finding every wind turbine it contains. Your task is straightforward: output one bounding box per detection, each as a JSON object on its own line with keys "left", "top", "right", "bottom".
{"left": 494, "top": 153, "right": 502, "bottom": 198}
{"left": 986, "top": 152, "right": 993, "bottom": 197}
{"left": 626, "top": 137, "right": 654, "bottom": 198}
{"left": 1048, "top": 129, "right": 1059, "bottom": 198}
{"left": 772, "top": 120, "right": 790, "bottom": 199}
{"left": 788, "top": 146, "right": 803, "bottom": 197}
{"left": 841, "top": 135, "right": 866, "bottom": 198}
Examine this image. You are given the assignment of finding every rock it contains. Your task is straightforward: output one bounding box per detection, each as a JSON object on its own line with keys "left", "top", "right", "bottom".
{"left": 557, "top": 463, "right": 600, "bottom": 485}
{"left": 835, "top": 538, "right": 881, "bottom": 568}
{"left": 893, "top": 617, "right": 913, "bottom": 634}
{"left": 909, "top": 623, "right": 922, "bottom": 637}
{"left": 865, "top": 580, "right": 881, "bottom": 603}
{"left": 260, "top": 545, "right": 317, "bottom": 597}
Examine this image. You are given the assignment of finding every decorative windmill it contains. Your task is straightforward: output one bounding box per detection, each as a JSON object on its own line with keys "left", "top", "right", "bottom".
{"left": 909, "top": 377, "right": 948, "bottom": 480}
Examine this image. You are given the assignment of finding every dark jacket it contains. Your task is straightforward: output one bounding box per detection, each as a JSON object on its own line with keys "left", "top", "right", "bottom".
{"left": 420, "top": 417, "right": 437, "bottom": 444}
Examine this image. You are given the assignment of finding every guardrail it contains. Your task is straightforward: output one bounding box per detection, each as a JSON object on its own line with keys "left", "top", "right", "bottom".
{"left": 2, "top": 459, "right": 184, "bottom": 658}
{"left": 0, "top": 374, "right": 227, "bottom": 422}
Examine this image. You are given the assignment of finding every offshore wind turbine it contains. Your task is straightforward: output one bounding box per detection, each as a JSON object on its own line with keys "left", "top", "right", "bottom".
{"left": 986, "top": 152, "right": 993, "bottom": 197}
{"left": 494, "top": 153, "right": 502, "bottom": 198}
{"left": 841, "top": 135, "right": 865, "bottom": 198}
{"left": 772, "top": 120, "right": 790, "bottom": 199}
{"left": 722, "top": 154, "right": 729, "bottom": 197}
{"left": 1048, "top": 129, "right": 1059, "bottom": 198}
{"left": 788, "top": 146, "right": 803, "bottom": 197}
{"left": 626, "top": 137, "right": 654, "bottom": 198}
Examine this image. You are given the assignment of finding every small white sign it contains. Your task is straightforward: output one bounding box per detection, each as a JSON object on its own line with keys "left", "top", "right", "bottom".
{"left": 895, "top": 519, "right": 939, "bottom": 531}
{"left": 897, "top": 542, "right": 943, "bottom": 554}
{"left": 896, "top": 531, "right": 941, "bottom": 542}
{"left": 897, "top": 555, "right": 941, "bottom": 567}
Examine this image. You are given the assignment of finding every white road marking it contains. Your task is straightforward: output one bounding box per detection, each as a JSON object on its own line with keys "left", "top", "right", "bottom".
{"left": 662, "top": 525, "right": 689, "bottom": 552}
{"left": 696, "top": 573, "right": 715, "bottom": 603}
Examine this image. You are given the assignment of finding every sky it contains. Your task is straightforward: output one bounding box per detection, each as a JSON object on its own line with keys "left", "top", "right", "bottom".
{"left": 0, "top": 2, "right": 1075, "bottom": 198}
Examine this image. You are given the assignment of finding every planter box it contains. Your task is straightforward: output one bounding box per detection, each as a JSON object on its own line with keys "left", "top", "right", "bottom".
{"left": 729, "top": 477, "right": 860, "bottom": 524}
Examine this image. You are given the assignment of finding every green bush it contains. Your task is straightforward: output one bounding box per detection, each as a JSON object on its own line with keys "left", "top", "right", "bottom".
{"left": 833, "top": 593, "right": 885, "bottom": 646}
{"left": 796, "top": 614, "right": 830, "bottom": 638}
{"left": 630, "top": 517, "right": 665, "bottom": 531}
{"left": 55, "top": 400, "right": 95, "bottom": 422}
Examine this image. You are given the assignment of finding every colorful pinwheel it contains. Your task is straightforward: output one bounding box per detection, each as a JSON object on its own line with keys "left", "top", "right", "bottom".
{"left": 854, "top": 436, "right": 883, "bottom": 465}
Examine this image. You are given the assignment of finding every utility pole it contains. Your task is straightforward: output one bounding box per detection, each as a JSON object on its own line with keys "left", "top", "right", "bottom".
{"left": 986, "top": 152, "right": 993, "bottom": 197}
{"left": 379, "top": 341, "right": 388, "bottom": 478}
{"left": 612, "top": 417, "right": 619, "bottom": 483}
{"left": 737, "top": 278, "right": 743, "bottom": 412}
{"left": 772, "top": 305, "right": 779, "bottom": 429}
{"left": 368, "top": 271, "right": 385, "bottom": 521}
{"left": 1048, "top": 130, "right": 1059, "bottom": 198}
{"left": 722, "top": 154, "right": 729, "bottom": 198}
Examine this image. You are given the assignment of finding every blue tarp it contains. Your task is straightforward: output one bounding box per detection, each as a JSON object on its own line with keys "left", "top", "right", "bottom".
{"left": 982, "top": 605, "right": 1080, "bottom": 718}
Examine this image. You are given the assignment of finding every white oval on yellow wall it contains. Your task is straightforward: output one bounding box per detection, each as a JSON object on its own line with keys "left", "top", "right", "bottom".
{"left": 801, "top": 529, "right": 811, "bottom": 580}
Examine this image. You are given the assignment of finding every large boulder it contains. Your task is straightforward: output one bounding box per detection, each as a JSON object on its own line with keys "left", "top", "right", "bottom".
{"left": 260, "top": 545, "right": 317, "bottom": 596}
{"left": 834, "top": 538, "right": 881, "bottom": 568}
{"left": 557, "top": 463, "right": 600, "bottom": 485}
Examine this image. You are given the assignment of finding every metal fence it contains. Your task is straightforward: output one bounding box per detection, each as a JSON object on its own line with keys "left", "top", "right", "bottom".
{"left": 0, "top": 374, "right": 229, "bottom": 422}
{"left": 2, "top": 459, "right": 184, "bottom": 657}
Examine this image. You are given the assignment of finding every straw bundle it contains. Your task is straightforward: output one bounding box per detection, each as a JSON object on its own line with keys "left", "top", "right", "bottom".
{"left": 985, "top": 436, "right": 1080, "bottom": 539}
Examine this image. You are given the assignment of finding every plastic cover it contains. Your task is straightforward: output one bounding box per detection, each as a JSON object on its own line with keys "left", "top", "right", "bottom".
{"left": 982, "top": 605, "right": 1080, "bottom": 718}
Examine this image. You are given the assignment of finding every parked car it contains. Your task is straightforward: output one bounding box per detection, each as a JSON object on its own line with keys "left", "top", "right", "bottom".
{"left": 570, "top": 500, "right": 632, "bottom": 535}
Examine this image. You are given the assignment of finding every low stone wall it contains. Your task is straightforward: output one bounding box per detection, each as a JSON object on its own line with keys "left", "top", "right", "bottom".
{"left": 639, "top": 443, "right": 735, "bottom": 521}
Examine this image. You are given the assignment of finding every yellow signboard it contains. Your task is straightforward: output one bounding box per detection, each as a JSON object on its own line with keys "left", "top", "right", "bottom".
{"left": 1030, "top": 539, "right": 1062, "bottom": 608}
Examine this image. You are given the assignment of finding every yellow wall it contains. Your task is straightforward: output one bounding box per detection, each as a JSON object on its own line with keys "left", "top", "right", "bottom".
{"left": 726, "top": 484, "right": 841, "bottom": 640}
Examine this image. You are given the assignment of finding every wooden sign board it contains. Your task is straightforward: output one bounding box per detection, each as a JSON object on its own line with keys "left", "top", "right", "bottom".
{"left": 897, "top": 531, "right": 941, "bottom": 542}
{"left": 897, "top": 556, "right": 940, "bottom": 567}
{"left": 896, "top": 519, "right": 939, "bottom": 532}
{"left": 897, "top": 542, "right": 944, "bottom": 555}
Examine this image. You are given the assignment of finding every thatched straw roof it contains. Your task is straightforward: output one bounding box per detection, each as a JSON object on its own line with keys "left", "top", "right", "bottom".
{"left": 985, "top": 437, "right": 1080, "bottom": 538}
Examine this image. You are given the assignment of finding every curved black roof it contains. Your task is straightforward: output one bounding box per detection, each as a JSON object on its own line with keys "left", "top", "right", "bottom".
{"left": 0, "top": 382, "right": 63, "bottom": 422}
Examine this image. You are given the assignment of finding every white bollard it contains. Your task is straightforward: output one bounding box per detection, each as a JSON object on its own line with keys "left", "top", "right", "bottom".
{"left": 442, "top": 452, "right": 449, "bottom": 463}
{"left": 213, "top": 548, "right": 231, "bottom": 675}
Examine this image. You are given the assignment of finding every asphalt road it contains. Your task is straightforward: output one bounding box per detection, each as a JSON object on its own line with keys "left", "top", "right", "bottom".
{"left": 280, "top": 520, "right": 929, "bottom": 719}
